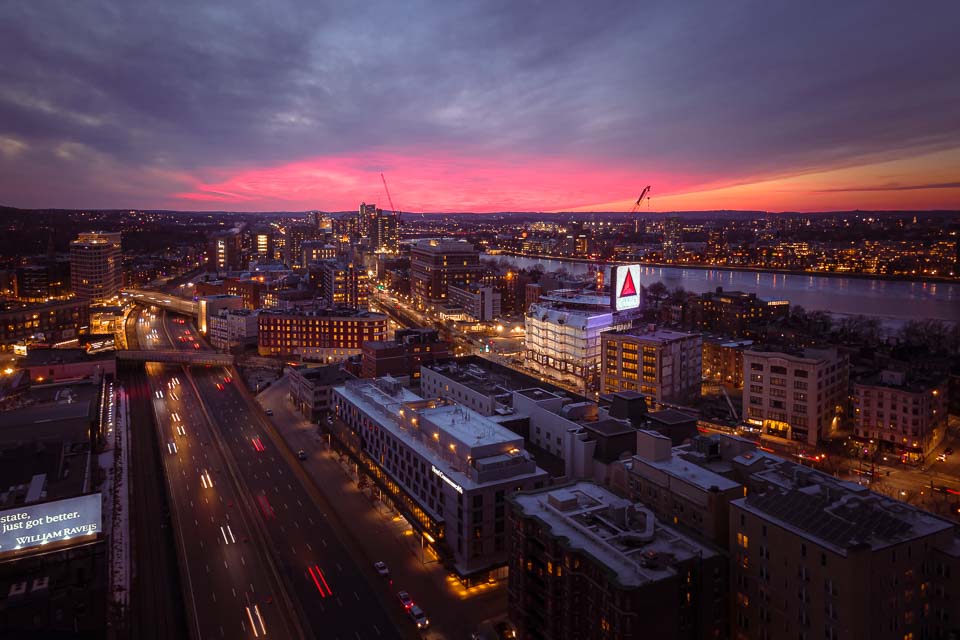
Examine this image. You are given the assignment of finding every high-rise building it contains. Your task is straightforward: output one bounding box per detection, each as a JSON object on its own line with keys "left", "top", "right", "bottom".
{"left": 662, "top": 216, "right": 683, "bottom": 262}
{"left": 410, "top": 239, "right": 480, "bottom": 304}
{"left": 358, "top": 202, "right": 378, "bottom": 237}
{"left": 371, "top": 210, "right": 399, "bottom": 253}
{"left": 742, "top": 347, "right": 848, "bottom": 446}
{"left": 601, "top": 326, "right": 702, "bottom": 403}
{"left": 507, "top": 482, "right": 727, "bottom": 640}
{"left": 208, "top": 229, "right": 242, "bottom": 271}
{"left": 319, "top": 260, "right": 368, "bottom": 309}
{"left": 701, "top": 337, "right": 753, "bottom": 389}
{"left": 852, "top": 370, "right": 948, "bottom": 462}
{"left": 252, "top": 227, "right": 274, "bottom": 260}
{"left": 70, "top": 231, "right": 121, "bottom": 303}
{"left": 284, "top": 225, "right": 317, "bottom": 269}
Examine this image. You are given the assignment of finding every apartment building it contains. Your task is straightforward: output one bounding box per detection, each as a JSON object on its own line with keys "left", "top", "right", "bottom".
{"left": 601, "top": 326, "right": 702, "bottom": 404}
{"left": 508, "top": 482, "right": 727, "bottom": 640}
{"left": 288, "top": 364, "right": 351, "bottom": 421}
{"left": 742, "top": 347, "right": 848, "bottom": 447}
{"left": 360, "top": 328, "right": 449, "bottom": 379}
{"left": 689, "top": 287, "right": 789, "bottom": 338}
{"left": 207, "top": 308, "right": 259, "bottom": 350}
{"left": 702, "top": 337, "right": 753, "bottom": 389}
{"left": 318, "top": 260, "right": 369, "bottom": 310}
{"left": 853, "top": 370, "right": 948, "bottom": 462}
{"left": 331, "top": 378, "right": 549, "bottom": 582}
{"left": 729, "top": 453, "right": 960, "bottom": 640}
{"left": 0, "top": 299, "right": 90, "bottom": 350}
{"left": 610, "top": 430, "right": 744, "bottom": 548}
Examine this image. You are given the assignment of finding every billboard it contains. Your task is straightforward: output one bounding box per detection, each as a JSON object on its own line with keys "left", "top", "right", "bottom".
{"left": 0, "top": 493, "right": 101, "bottom": 555}
{"left": 611, "top": 264, "right": 642, "bottom": 311}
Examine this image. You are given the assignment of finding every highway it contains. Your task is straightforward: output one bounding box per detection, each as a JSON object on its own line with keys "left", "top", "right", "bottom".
{"left": 144, "top": 306, "right": 411, "bottom": 639}
{"left": 133, "top": 307, "right": 302, "bottom": 639}
{"left": 189, "top": 363, "right": 408, "bottom": 640}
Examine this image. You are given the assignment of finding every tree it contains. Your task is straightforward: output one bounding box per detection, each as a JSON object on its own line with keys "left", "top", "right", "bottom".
{"left": 646, "top": 281, "right": 668, "bottom": 306}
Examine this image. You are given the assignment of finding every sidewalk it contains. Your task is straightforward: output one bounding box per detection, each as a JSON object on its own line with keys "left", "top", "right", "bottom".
{"left": 257, "top": 377, "right": 508, "bottom": 639}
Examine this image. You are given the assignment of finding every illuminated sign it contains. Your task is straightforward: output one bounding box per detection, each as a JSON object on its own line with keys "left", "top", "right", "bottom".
{"left": 0, "top": 494, "right": 101, "bottom": 555}
{"left": 13, "top": 344, "right": 28, "bottom": 357}
{"left": 611, "top": 264, "right": 642, "bottom": 311}
{"left": 431, "top": 465, "right": 463, "bottom": 494}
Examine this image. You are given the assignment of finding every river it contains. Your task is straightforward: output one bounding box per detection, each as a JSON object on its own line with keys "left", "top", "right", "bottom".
{"left": 482, "top": 254, "right": 959, "bottom": 326}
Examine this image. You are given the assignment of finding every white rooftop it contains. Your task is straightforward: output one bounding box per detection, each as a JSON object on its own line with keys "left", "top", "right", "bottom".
{"left": 419, "top": 404, "right": 522, "bottom": 449}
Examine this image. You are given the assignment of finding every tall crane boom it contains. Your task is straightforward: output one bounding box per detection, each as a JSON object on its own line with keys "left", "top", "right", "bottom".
{"left": 380, "top": 173, "right": 401, "bottom": 224}
{"left": 630, "top": 185, "right": 652, "bottom": 214}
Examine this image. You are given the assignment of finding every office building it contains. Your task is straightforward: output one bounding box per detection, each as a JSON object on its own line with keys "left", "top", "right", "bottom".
{"left": 729, "top": 451, "right": 960, "bottom": 640}
{"left": 742, "top": 347, "right": 848, "bottom": 447}
{"left": 257, "top": 308, "right": 387, "bottom": 361}
{"left": 194, "top": 277, "right": 263, "bottom": 310}
{"left": 601, "top": 326, "right": 702, "bottom": 403}
{"left": 689, "top": 287, "right": 789, "bottom": 339}
{"left": 410, "top": 239, "right": 481, "bottom": 304}
{"left": 207, "top": 229, "right": 242, "bottom": 271}
{"left": 319, "top": 260, "right": 369, "bottom": 310}
{"left": 508, "top": 482, "right": 726, "bottom": 640}
{"left": 207, "top": 308, "right": 259, "bottom": 350}
{"left": 288, "top": 364, "right": 352, "bottom": 421}
{"left": 301, "top": 240, "right": 337, "bottom": 268}
{"left": 331, "top": 378, "right": 549, "bottom": 582}
{"left": 197, "top": 294, "right": 243, "bottom": 336}
{"left": 69, "top": 232, "right": 121, "bottom": 303}
{"left": 525, "top": 290, "right": 640, "bottom": 392}
{"left": 853, "top": 370, "right": 948, "bottom": 462}
{"left": 448, "top": 283, "right": 501, "bottom": 322}
{"left": 360, "top": 328, "right": 449, "bottom": 379}
{"left": 14, "top": 261, "right": 71, "bottom": 302}
{"left": 251, "top": 227, "right": 275, "bottom": 260}
{"left": 0, "top": 299, "right": 90, "bottom": 350}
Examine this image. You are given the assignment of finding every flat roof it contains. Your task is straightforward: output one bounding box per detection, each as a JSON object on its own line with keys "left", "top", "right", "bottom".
{"left": 733, "top": 455, "right": 953, "bottom": 554}
{"left": 511, "top": 482, "right": 716, "bottom": 588}
{"left": 419, "top": 404, "right": 521, "bottom": 448}
{"left": 629, "top": 450, "right": 741, "bottom": 493}
{"left": 607, "top": 327, "right": 700, "bottom": 344}
{"left": 334, "top": 380, "right": 543, "bottom": 494}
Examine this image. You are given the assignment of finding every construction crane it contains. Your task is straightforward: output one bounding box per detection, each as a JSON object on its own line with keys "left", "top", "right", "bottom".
{"left": 380, "top": 173, "right": 402, "bottom": 225}
{"left": 631, "top": 185, "right": 652, "bottom": 234}
{"left": 596, "top": 186, "right": 653, "bottom": 291}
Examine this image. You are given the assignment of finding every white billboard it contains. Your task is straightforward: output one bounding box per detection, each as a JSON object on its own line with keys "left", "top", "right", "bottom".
{"left": 611, "top": 264, "right": 642, "bottom": 311}
{"left": 0, "top": 493, "right": 101, "bottom": 555}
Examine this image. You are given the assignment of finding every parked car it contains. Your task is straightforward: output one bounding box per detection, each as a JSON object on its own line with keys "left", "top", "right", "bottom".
{"left": 397, "top": 591, "right": 413, "bottom": 609}
{"left": 297, "top": 449, "right": 307, "bottom": 460}
{"left": 373, "top": 561, "right": 390, "bottom": 577}
{"left": 265, "top": 409, "right": 274, "bottom": 416}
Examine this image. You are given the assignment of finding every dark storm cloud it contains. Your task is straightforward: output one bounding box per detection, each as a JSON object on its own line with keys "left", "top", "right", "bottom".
{"left": 0, "top": 0, "right": 958, "bottom": 208}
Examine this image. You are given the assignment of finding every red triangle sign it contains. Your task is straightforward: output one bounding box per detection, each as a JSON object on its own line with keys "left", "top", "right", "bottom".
{"left": 619, "top": 270, "right": 637, "bottom": 298}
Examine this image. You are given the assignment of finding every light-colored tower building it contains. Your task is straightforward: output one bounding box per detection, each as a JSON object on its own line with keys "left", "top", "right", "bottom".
{"left": 70, "top": 231, "right": 122, "bottom": 303}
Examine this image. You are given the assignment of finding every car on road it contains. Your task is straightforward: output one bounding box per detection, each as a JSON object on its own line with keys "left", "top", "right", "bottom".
{"left": 937, "top": 453, "right": 947, "bottom": 462}
{"left": 265, "top": 409, "right": 274, "bottom": 416}
{"left": 495, "top": 622, "right": 518, "bottom": 639}
{"left": 373, "top": 561, "right": 389, "bottom": 576}
{"left": 397, "top": 591, "right": 413, "bottom": 609}
{"left": 216, "top": 383, "right": 224, "bottom": 391}
{"left": 408, "top": 605, "right": 429, "bottom": 629}
{"left": 166, "top": 441, "right": 177, "bottom": 455}
{"left": 946, "top": 448, "right": 954, "bottom": 456}
{"left": 297, "top": 449, "right": 307, "bottom": 460}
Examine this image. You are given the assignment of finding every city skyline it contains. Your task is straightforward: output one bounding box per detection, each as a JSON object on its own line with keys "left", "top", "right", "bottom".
{"left": 2, "top": 1, "right": 959, "bottom": 213}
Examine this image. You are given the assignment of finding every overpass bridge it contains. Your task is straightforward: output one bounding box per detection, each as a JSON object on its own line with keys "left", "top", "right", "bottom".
{"left": 117, "top": 350, "right": 233, "bottom": 366}
{"left": 121, "top": 289, "right": 198, "bottom": 316}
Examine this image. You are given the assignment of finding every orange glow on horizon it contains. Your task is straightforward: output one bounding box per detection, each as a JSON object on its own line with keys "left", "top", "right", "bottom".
{"left": 175, "top": 146, "right": 960, "bottom": 213}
